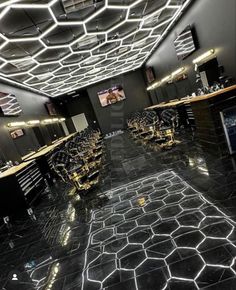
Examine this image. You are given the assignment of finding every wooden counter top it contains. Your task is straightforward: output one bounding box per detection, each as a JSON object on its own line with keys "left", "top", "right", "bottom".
{"left": 23, "top": 133, "right": 76, "bottom": 161}
{"left": 188, "top": 85, "right": 236, "bottom": 103}
{"left": 145, "top": 85, "right": 236, "bottom": 109}
{"left": 146, "top": 100, "right": 186, "bottom": 110}
{"left": 0, "top": 134, "right": 76, "bottom": 179}
{"left": 0, "top": 161, "right": 33, "bottom": 178}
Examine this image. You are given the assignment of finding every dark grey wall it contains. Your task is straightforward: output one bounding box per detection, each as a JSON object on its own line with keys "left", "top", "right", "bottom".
{"left": 0, "top": 81, "right": 55, "bottom": 162}
{"left": 146, "top": 0, "right": 236, "bottom": 103}
{"left": 87, "top": 69, "right": 151, "bottom": 134}
{"left": 55, "top": 90, "right": 100, "bottom": 131}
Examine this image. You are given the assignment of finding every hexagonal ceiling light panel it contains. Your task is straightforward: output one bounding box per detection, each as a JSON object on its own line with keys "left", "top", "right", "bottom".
{"left": 0, "top": 0, "right": 192, "bottom": 97}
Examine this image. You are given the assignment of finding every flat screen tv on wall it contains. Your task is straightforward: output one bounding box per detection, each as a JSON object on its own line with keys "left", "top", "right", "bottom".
{"left": 174, "top": 26, "right": 197, "bottom": 60}
{"left": 0, "top": 92, "right": 22, "bottom": 116}
{"left": 98, "top": 85, "right": 126, "bottom": 107}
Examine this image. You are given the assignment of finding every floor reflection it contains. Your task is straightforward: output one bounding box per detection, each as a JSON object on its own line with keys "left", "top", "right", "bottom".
{"left": 1, "top": 132, "right": 236, "bottom": 289}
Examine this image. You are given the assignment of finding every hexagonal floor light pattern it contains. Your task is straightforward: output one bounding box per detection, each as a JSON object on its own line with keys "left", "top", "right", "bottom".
{"left": 81, "top": 170, "right": 236, "bottom": 290}
{"left": 0, "top": 0, "right": 192, "bottom": 97}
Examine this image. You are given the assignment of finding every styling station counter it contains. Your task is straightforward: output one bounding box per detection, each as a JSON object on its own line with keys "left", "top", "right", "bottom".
{"left": 146, "top": 85, "right": 236, "bottom": 156}
{"left": 0, "top": 161, "right": 46, "bottom": 219}
{"left": 23, "top": 133, "right": 76, "bottom": 184}
{"left": 189, "top": 85, "right": 236, "bottom": 156}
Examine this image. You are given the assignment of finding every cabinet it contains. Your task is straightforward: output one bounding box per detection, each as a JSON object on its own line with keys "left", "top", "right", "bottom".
{"left": 0, "top": 161, "right": 46, "bottom": 218}
{"left": 220, "top": 106, "right": 236, "bottom": 154}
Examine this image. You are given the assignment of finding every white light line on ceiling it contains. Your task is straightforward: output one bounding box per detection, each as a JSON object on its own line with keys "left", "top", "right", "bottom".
{"left": 0, "top": 0, "right": 193, "bottom": 97}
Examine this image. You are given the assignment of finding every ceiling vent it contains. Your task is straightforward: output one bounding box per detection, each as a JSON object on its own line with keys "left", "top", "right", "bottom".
{"left": 10, "top": 58, "right": 35, "bottom": 70}
{"left": 76, "top": 35, "right": 99, "bottom": 49}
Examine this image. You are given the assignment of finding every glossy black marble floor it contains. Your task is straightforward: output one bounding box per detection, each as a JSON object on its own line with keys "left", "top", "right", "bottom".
{"left": 1, "top": 132, "right": 236, "bottom": 290}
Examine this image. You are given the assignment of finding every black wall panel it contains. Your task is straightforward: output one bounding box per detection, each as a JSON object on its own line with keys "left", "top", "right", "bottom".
{"left": 145, "top": 0, "right": 236, "bottom": 102}
{"left": 0, "top": 81, "right": 52, "bottom": 162}
{"left": 56, "top": 90, "right": 100, "bottom": 130}
{"left": 87, "top": 70, "right": 151, "bottom": 134}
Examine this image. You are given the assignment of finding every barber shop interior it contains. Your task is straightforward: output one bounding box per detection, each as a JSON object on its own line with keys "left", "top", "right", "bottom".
{"left": 0, "top": 0, "right": 236, "bottom": 289}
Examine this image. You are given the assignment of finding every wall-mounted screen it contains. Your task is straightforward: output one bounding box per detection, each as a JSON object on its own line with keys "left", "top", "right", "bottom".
{"left": 0, "top": 92, "right": 22, "bottom": 116}
{"left": 45, "top": 102, "right": 57, "bottom": 116}
{"left": 98, "top": 85, "right": 126, "bottom": 107}
{"left": 174, "top": 26, "right": 197, "bottom": 60}
{"left": 10, "top": 129, "right": 25, "bottom": 139}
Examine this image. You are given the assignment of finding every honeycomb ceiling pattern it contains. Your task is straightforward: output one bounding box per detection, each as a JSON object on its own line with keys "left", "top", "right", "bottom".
{"left": 0, "top": 0, "right": 191, "bottom": 97}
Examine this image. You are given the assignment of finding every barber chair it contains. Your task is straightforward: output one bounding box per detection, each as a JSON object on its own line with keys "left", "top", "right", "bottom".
{"left": 139, "top": 110, "right": 159, "bottom": 141}
{"left": 51, "top": 150, "right": 98, "bottom": 196}
{"left": 157, "top": 108, "right": 178, "bottom": 148}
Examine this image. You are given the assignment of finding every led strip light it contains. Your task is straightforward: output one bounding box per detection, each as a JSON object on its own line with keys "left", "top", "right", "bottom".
{"left": 23, "top": 169, "right": 236, "bottom": 289}
{"left": 0, "top": 0, "right": 192, "bottom": 97}
{"left": 80, "top": 170, "right": 236, "bottom": 290}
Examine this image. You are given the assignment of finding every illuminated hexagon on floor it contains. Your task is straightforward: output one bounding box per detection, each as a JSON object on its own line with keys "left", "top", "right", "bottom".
{"left": 144, "top": 200, "right": 164, "bottom": 212}
{"left": 200, "top": 243, "right": 234, "bottom": 267}
{"left": 130, "top": 196, "right": 149, "bottom": 207}
{"left": 104, "top": 214, "right": 124, "bottom": 226}
{"left": 142, "top": 177, "right": 158, "bottom": 185}
{"left": 180, "top": 196, "right": 205, "bottom": 210}
{"left": 89, "top": 252, "right": 116, "bottom": 268}
{"left": 146, "top": 238, "right": 175, "bottom": 259}
{"left": 174, "top": 230, "right": 205, "bottom": 248}
{"left": 152, "top": 219, "right": 179, "bottom": 235}
{"left": 153, "top": 180, "right": 171, "bottom": 189}
{"left": 128, "top": 229, "right": 151, "bottom": 244}
{"left": 169, "top": 175, "right": 183, "bottom": 184}
{"left": 136, "top": 258, "right": 166, "bottom": 275}
{"left": 163, "top": 193, "right": 185, "bottom": 205}
{"left": 87, "top": 259, "right": 117, "bottom": 283}
{"left": 196, "top": 265, "right": 235, "bottom": 289}
{"left": 120, "top": 249, "right": 146, "bottom": 270}
{"left": 137, "top": 213, "right": 159, "bottom": 226}
{"left": 168, "top": 249, "right": 204, "bottom": 280}
{"left": 177, "top": 211, "right": 204, "bottom": 227}
{"left": 167, "top": 279, "right": 198, "bottom": 290}
{"left": 104, "top": 237, "right": 128, "bottom": 254}
{"left": 231, "top": 258, "right": 236, "bottom": 274}
{"left": 120, "top": 190, "right": 137, "bottom": 201}
{"left": 167, "top": 183, "right": 187, "bottom": 193}
{"left": 159, "top": 204, "right": 182, "bottom": 219}
{"left": 158, "top": 171, "right": 175, "bottom": 180}
{"left": 182, "top": 187, "right": 200, "bottom": 196}
{"left": 137, "top": 185, "right": 154, "bottom": 195}
{"left": 116, "top": 220, "right": 137, "bottom": 235}
{"left": 127, "top": 182, "right": 141, "bottom": 190}
{"left": 117, "top": 243, "right": 143, "bottom": 259}
{"left": 124, "top": 208, "right": 144, "bottom": 220}
{"left": 149, "top": 189, "right": 168, "bottom": 201}
{"left": 201, "top": 220, "right": 233, "bottom": 238}
{"left": 94, "top": 208, "right": 113, "bottom": 221}
{"left": 92, "top": 228, "right": 114, "bottom": 244}
{"left": 114, "top": 200, "right": 132, "bottom": 213}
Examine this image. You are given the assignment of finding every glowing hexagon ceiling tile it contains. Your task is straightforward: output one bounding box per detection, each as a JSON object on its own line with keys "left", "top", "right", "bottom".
{"left": 0, "top": 0, "right": 192, "bottom": 96}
